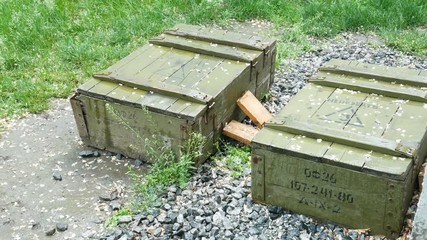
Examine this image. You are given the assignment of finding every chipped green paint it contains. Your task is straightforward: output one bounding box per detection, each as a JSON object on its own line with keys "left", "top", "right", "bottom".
{"left": 252, "top": 60, "right": 427, "bottom": 238}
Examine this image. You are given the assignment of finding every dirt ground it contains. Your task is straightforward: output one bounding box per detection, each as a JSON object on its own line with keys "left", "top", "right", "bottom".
{"left": 0, "top": 99, "right": 141, "bottom": 240}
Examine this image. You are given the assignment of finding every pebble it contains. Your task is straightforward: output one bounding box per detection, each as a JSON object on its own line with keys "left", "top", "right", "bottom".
{"left": 45, "top": 226, "right": 56, "bottom": 236}
{"left": 52, "top": 172, "right": 62, "bottom": 181}
{"left": 56, "top": 223, "right": 68, "bottom": 232}
{"left": 118, "top": 215, "right": 132, "bottom": 224}
{"left": 79, "top": 150, "right": 96, "bottom": 158}
{"left": 110, "top": 200, "right": 121, "bottom": 210}
{"left": 134, "top": 159, "right": 143, "bottom": 166}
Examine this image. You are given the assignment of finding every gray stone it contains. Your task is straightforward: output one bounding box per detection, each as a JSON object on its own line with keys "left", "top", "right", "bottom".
{"left": 248, "top": 227, "right": 260, "bottom": 235}
{"left": 173, "top": 223, "right": 180, "bottom": 231}
{"left": 52, "top": 172, "right": 62, "bottom": 181}
{"left": 212, "top": 212, "right": 223, "bottom": 226}
{"left": 79, "top": 150, "right": 95, "bottom": 158}
{"left": 56, "top": 223, "right": 68, "bottom": 232}
{"left": 177, "top": 214, "right": 184, "bottom": 224}
{"left": 117, "top": 215, "right": 132, "bottom": 224}
{"left": 225, "top": 230, "right": 233, "bottom": 237}
{"left": 45, "top": 226, "right": 56, "bottom": 236}
{"left": 93, "top": 150, "right": 101, "bottom": 157}
{"left": 134, "top": 159, "right": 143, "bottom": 166}
{"left": 154, "top": 227, "right": 162, "bottom": 237}
{"left": 110, "top": 200, "right": 121, "bottom": 210}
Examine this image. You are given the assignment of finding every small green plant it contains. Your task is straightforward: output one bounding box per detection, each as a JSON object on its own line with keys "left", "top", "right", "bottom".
{"left": 129, "top": 131, "right": 206, "bottom": 210}
{"left": 104, "top": 207, "right": 131, "bottom": 229}
{"left": 216, "top": 142, "right": 251, "bottom": 177}
{"left": 105, "top": 103, "right": 206, "bottom": 213}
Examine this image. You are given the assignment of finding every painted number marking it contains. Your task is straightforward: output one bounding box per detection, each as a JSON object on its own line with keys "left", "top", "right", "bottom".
{"left": 304, "top": 168, "right": 337, "bottom": 184}
{"left": 290, "top": 180, "right": 354, "bottom": 204}
{"left": 299, "top": 197, "right": 341, "bottom": 214}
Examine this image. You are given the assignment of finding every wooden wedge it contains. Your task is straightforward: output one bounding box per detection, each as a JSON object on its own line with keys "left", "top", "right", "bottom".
{"left": 223, "top": 120, "right": 259, "bottom": 146}
{"left": 237, "top": 91, "right": 272, "bottom": 128}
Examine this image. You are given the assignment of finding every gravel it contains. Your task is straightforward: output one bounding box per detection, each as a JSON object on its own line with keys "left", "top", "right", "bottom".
{"left": 100, "top": 32, "right": 426, "bottom": 240}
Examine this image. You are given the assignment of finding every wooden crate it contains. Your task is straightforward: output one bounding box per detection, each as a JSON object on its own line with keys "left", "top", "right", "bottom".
{"left": 252, "top": 59, "right": 427, "bottom": 238}
{"left": 71, "top": 24, "right": 276, "bottom": 164}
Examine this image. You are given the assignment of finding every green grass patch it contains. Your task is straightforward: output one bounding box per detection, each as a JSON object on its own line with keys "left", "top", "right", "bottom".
{"left": 215, "top": 143, "right": 251, "bottom": 177}
{"left": 1, "top": 0, "right": 426, "bottom": 118}
{"left": 104, "top": 207, "right": 132, "bottom": 229}
{"left": 382, "top": 28, "right": 427, "bottom": 56}
{"left": 105, "top": 104, "right": 206, "bottom": 216}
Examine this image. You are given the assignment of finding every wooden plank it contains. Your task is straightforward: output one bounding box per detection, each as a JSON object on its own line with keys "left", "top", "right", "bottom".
{"left": 105, "top": 85, "right": 134, "bottom": 102}
{"left": 87, "top": 81, "right": 118, "bottom": 96}
{"left": 78, "top": 78, "right": 101, "bottom": 92}
{"left": 165, "top": 23, "right": 271, "bottom": 51}
{"left": 237, "top": 91, "right": 272, "bottom": 128}
{"left": 165, "top": 54, "right": 222, "bottom": 88}
{"left": 310, "top": 73, "right": 427, "bottom": 102}
{"left": 320, "top": 60, "right": 427, "bottom": 87}
{"left": 70, "top": 95, "right": 89, "bottom": 142}
{"left": 265, "top": 120, "right": 414, "bottom": 158}
{"left": 166, "top": 99, "right": 193, "bottom": 115}
{"left": 222, "top": 120, "right": 259, "bottom": 146}
{"left": 109, "top": 45, "right": 170, "bottom": 78}
{"left": 149, "top": 34, "right": 262, "bottom": 63}
{"left": 362, "top": 152, "right": 412, "bottom": 178}
{"left": 93, "top": 74, "right": 213, "bottom": 105}
{"left": 251, "top": 150, "right": 266, "bottom": 202}
{"left": 382, "top": 101, "right": 427, "bottom": 144}
{"left": 310, "top": 88, "right": 368, "bottom": 128}
{"left": 195, "top": 60, "right": 248, "bottom": 98}
{"left": 343, "top": 94, "right": 399, "bottom": 137}
{"left": 273, "top": 83, "right": 335, "bottom": 122}
{"left": 133, "top": 48, "right": 196, "bottom": 82}
{"left": 100, "top": 44, "right": 152, "bottom": 74}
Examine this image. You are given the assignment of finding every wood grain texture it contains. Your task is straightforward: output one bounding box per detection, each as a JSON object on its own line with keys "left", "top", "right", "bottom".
{"left": 222, "top": 120, "right": 258, "bottom": 146}
{"left": 237, "top": 91, "right": 272, "bottom": 128}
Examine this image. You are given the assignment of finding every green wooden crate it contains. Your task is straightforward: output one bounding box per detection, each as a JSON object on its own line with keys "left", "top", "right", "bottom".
{"left": 71, "top": 24, "right": 276, "bottom": 164}
{"left": 252, "top": 59, "right": 427, "bottom": 238}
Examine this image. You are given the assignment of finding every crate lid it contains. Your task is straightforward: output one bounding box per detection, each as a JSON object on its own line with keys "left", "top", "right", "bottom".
{"left": 253, "top": 60, "right": 427, "bottom": 180}
{"left": 77, "top": 24, "right": 275, "bottom": 120}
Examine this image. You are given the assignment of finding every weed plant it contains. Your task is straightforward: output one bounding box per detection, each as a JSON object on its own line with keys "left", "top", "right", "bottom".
{"left": 215, "top": 142, "right": 251, "bottom": 178}
{"left": 105, "top": 103, "right": 206, "bottom": 216}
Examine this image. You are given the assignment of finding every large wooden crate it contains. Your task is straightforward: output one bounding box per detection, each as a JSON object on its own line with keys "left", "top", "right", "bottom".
{"left": 71, "top": 24, "right": 276, "bottom": 164}
{"left": 252, "top": 59, "right": 427, "bottom": 238}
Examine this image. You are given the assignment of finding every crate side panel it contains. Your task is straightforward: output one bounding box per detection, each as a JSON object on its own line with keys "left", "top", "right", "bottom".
{"left": 79, "top": 96, "right": 187, "bottom": 160}
{"left": 262, "top": 151, "right": 407, "bottom": 236}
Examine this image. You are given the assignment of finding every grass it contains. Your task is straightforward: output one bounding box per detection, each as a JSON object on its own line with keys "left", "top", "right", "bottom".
{"left": 105, "top": 103, "right": 206, "bottom": 217}
{"left": 214, "top": 143, "right": 251, "bottom": 177}
{"left": 1, "top": 0, "right": 426, "bottom": 118}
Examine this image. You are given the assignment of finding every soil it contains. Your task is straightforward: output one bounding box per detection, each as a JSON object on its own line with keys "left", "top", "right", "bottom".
{"left": 0, "top": 99, "right": 143, "bottom": 240}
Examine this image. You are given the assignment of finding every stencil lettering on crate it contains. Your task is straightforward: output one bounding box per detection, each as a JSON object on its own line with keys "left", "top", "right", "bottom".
{"left": 315, "top": 98, "right": 379, "bottom": 128}
{"left": 290, "top": 168, "right": 355, "bottom": 214}
{"left": 298, "top": 196, "right": 342, "bottom": 214}
{"left": 290, "top": 180, "right": 354, "bottom": 204}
